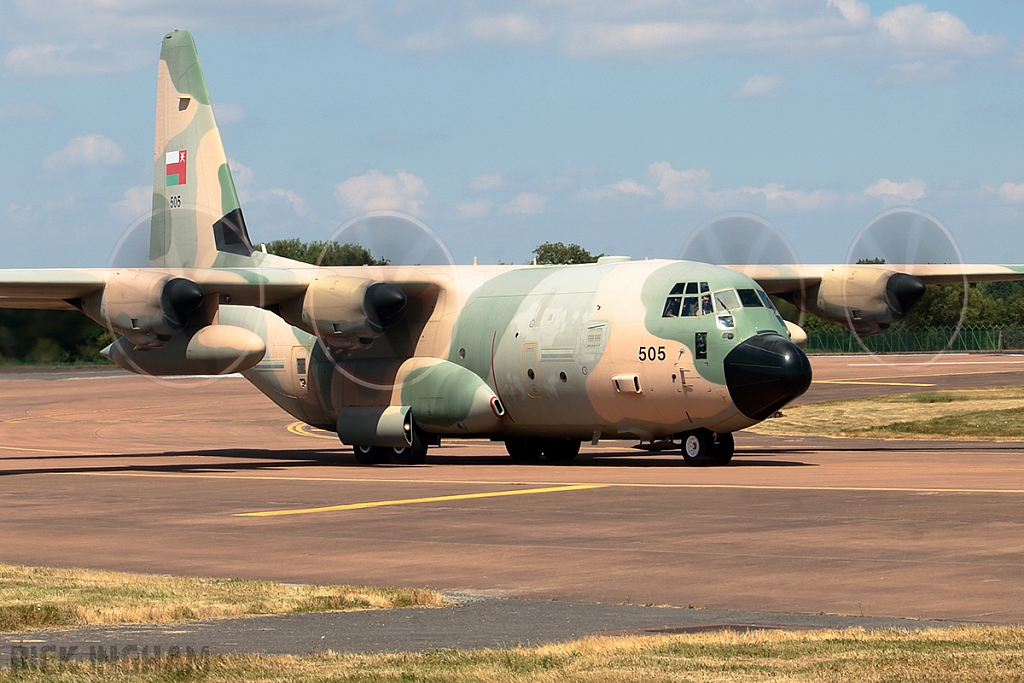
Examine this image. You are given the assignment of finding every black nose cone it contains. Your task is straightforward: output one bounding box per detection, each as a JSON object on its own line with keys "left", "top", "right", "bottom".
{"left": 365, "top": 282, "right": 407, "bottom": 332}
{"left": 886, "top": 272, "right": 926, "bottom": 318}
{"left": 724, "top": 333, "right": 813, "bottom": 420}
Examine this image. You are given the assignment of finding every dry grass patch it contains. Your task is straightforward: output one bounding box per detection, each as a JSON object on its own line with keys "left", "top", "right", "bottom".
{"left": 4, "top": 626, "right": 1024, "bottom": 682}
{"left": 0, "top": 564, "right": 444, "bottom": 632}
{"left": 749, "top": 387, "right": 1024, "bottom": 440}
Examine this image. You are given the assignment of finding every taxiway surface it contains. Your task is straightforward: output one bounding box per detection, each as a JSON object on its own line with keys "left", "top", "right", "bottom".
{"left": 0, "top": 355, "right": 1022, "bottom": 625}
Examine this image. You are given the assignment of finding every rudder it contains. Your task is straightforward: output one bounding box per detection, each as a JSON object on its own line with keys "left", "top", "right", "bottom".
{"left": 150, "top": 29, "right": 254, "bottom": 269}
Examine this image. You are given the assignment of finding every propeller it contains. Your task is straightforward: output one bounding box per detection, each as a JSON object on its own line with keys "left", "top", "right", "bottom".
{"left": 844, "top": 207, "right": 967, "bottom": 360}
{"left": 105, "top": 205, "right": 265, "bottom": 387}
{"left": 315, "top": 211, "right": 456, "bottom": 391}
{"left": 680, "top": 212, "right": 802, "bottom": 267}
{"left": 680, "top": 212, "right": 808, "bottom": 329}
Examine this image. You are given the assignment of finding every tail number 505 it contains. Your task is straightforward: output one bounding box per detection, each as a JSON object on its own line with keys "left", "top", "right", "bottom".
{"left": 638, "top": 346, "right": 666, "bottom": 362}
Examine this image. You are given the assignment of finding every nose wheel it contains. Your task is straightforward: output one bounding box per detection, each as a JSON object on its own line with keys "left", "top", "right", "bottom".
{"left": 680, "top": 429, "right": 734, "bottom": 466}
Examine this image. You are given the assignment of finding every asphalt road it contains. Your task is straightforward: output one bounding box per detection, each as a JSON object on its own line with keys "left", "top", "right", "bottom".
{"left": 0, "top": 354, "right": 1021, "bottom": 655}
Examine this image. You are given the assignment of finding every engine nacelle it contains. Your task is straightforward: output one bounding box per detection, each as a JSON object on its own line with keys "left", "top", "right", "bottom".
{"left": 804, "top": 266, "right": 926, "bottom": 336}
{"left": 83, "top": 271, "right": 206, "bottom": 348}
{"left": 279, "top": 276, "right": 406, "bottom": 354}
{"left": 103, "top": 324, "right": 266, "bottom": 376}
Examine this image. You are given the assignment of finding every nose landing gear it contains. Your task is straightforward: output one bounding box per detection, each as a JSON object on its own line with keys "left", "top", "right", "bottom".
{"left": 680, "top": 428, "right": 734, "bottom": 466}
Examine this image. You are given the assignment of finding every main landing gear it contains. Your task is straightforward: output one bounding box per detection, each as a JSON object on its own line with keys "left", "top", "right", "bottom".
{"left": 680, "top": 428, "right": 734, "bottom": 466}
{"left": 505, "top": 438, "right": 582, "bottom": 463}
{"left": 353, "top": 424, "right": 430, "bottom": 465}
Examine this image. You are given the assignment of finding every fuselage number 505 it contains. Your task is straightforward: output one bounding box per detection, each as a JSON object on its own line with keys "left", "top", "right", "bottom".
{"left": 639, "top": 345, "right": 666, "bottom": 362}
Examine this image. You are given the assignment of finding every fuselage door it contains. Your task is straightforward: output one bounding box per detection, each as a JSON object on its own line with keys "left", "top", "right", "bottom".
{"left": 290, "top": 345, "right": 309, "bottom": 399}
{"left": 521, "top": 342, "right": 544, "bottom": 398}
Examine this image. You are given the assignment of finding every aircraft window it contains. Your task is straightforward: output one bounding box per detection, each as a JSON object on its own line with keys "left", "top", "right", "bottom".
{"left": 738, "top": 289, "right": 764, "bottom": 307}
{"left": 681, "top": 297, "right": 699, "bottom": 316}
{"left": 714, "top": 289, "right": 740, "bottom": 312}
{"left": 701, "top": 294, "right": 713, "bottom": 315}
{"left": 662, "top": 297, "right": 681, "bottom": 317}
{"left": 700, "top": 282, "right": 709, "bottom": 293}
{"left": 756, "top": 289, "right": 776, "bottom": 310}
{"left": 670, "top": 283, "right": 685, "bottom": 295}
{"left": 717, "top": 315, "right": 735, "bottom": 330}
{"left": 685, "top": 282, "right": 699, "bottom": 295}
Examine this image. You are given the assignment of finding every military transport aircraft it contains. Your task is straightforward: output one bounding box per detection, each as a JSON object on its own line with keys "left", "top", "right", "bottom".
{"left": 3, "top": 30, "right": 1023, "bottom": 466}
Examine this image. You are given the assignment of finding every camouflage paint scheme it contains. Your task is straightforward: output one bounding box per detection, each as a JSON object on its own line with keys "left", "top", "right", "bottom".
{"left": 2, "top": 30, "right": 1024, "bottom": 460}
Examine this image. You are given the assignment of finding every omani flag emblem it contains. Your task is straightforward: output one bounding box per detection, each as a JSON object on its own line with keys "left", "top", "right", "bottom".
{"left": 165, "top": 150, "right": 186, "bottom": 186}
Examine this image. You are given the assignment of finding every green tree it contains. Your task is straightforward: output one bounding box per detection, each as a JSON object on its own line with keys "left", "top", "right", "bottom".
{"left": 0, "top": 310, "right": 112, "bottom": 364}
{"left": 265, "top": 239, "right": 387, "bottom": 266}
{"left": 532, "top": 242, "right": 602, "bottom": 265}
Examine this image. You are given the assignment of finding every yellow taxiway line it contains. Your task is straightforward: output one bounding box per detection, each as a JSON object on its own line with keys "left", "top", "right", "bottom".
{"left": 235, "top": 484, "right": 607, "bottom": 517}
{"left": 286, "top": 422, "right": 338, "bottom": 440}
{"left": 812, "top": 380, "right": 936, "bottom": 387}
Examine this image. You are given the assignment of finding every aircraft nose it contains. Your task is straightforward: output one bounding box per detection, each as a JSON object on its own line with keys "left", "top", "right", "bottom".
{"left": 723, "top": 332, "right": 813, "bottom": 420}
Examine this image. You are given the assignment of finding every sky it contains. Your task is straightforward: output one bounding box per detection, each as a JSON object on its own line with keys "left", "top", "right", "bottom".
{"left": 1, "top": 0, "right": 1022, "bottom": 268}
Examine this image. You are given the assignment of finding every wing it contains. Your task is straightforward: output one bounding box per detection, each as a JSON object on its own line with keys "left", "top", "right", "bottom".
{"left": 730, "top": 263, "right": 1024, "bottom": 290}
{"left": 726, "top": 263, "right": 1024, "bottom": 335}
{"left": 0, "top": 267, "right": 313, "bottom": 310}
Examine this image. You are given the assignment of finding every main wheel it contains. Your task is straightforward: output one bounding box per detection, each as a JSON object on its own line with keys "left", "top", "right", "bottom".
{"left": 680, "top": 429, "right": 713, "bottom": 465}
{"left": 505, "top": 438, "right": 543, "bottom": 462}
{"left": 353, "top": 444, "right": 387, "bottom": 464}
{"left": 543, "top": 438, "right": 581, "bottom": 462}
{"left": 390, "top": 425, "right": 429, "bottom": 465}
{"left": 711, "top": 432, "right": 735, "bottom": 466}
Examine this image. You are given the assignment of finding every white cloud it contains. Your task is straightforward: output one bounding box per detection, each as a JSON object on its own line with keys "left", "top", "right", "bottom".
{"left": 228, "top": 158, "right": 307, "bottom": 215}
{"left": 864, "top": 178, "right": 927, "bottom": 201}
{"left": 610, "top": 179, "right": 655, "bottom": 197}
{"left": 0, "top": 2, "right": 1007, "bottom": 84}
{"left": 455, "top": 199, "right": 494, "bottom": 219}
{"left": 334, "top": 169, "right": 429, "bottom": 216}
{"left": 999, "top": 182, "right": 1024, "bottom": 203}
{"left": 466, "top": 13, "right": 548, "bottom": 45}
{"left": 110, "top": 185, "right": 151, "bottom": 221}
{"left": 577, "top": 162, "right": 848, "bottom": 211}
{"left": 646, "top": 163, "right": 714, "bottom": 208}
{"left": 228, "top": 158, "right": 255, "bottom": 202}
{"left": 501, "top": 192, "right": 546, "bottom": 215}
{"left": 829, "top": 0, "right": 872, "bottom": 26}
{"left": 876, "top": 5, "right": 1000, "bottom": 57}
{"left": 731, "top": 74, "right": 787, "bottom": 99}
{"left": 268, "top": 188, "right": 308, "bottom": 216}
{"left": 469, "top": 173, "right": 503, "bottom": 191}
{"left": 43, "top": 134, "right": 125, "bottom": 171}
{"left": 214, "top": 103, "right": 246, "bottom": 124}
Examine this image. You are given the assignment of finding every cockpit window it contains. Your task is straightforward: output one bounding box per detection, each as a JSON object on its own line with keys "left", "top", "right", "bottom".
{"left": 737, "top": 289, "right": 764, "bottom": 307}
{"left": 756, "top": 289, "right": 776, "bottom": 311}
{"left": 663, "top": 282, "right": 711, "bottom": 317}
{"left": 714, "top": 289, "right": 740, "bottom": 312}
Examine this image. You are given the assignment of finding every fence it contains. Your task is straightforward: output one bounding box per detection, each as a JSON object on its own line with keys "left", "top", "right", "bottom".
{"left": 805, "top": 325, "right": 1024, "bottom": 354}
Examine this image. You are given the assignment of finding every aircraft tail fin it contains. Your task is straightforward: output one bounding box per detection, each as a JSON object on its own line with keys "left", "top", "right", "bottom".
{"left": 149, "top": 29, "right": 254, "bottom": 269}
